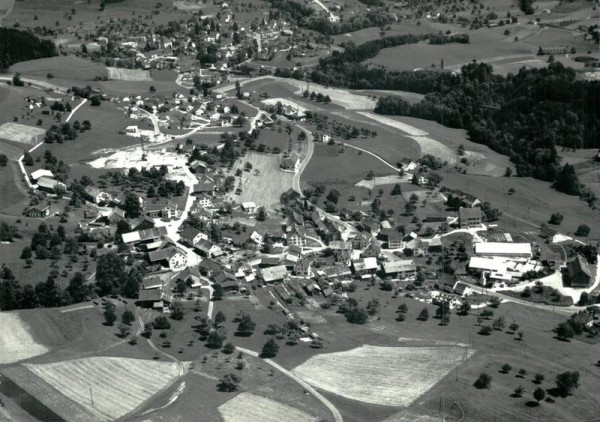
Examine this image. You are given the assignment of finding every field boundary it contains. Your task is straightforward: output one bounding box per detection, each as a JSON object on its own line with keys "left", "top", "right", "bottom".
{"left": 236, "top": 347, "right": 343, "bottom": 422}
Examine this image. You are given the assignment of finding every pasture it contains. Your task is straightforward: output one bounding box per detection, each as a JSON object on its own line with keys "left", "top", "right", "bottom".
{"left": 292, "top": 344, "right": 473, "bottom": 407}
{"left": 302, "top": 143, "right": 395, "bottom": 189}
{"left": 20, "top": 357, "right": 181, "bottom": 421}
{"left": 0, "top": 123, "right": 45, "bottom": 145}
{"left": 0, "top": 312, "right": 48, "bottom": 365}
{"left": 12, "top": 56, "right": 109, "bottom": 81}
{"left": 367, "top": 24, "right": 592, "bottom": 75}
{"left": 218, "top": 392, "right": 317, "bottom": 422}
{"left": 226, "top": 151, "right": 295, "bottom": 210}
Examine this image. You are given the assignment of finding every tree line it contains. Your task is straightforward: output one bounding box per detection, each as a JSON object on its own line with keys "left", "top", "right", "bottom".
{"left": 0, "top": 28, "right": 57, "bottom": 71}
{"left": 374, "top": 62, "right": 600, "bottom": 189}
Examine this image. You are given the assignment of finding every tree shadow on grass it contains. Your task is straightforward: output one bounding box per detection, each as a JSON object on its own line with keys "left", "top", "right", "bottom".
{"left": 525, "top": 401, "right": 539, "bottom": 407}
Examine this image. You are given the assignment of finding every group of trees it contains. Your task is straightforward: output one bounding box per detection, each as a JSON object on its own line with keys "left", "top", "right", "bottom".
{"left": 375, "top": 62, "right": 600, "bottom": 190}
{"left": 0, "top": 264, "right": 91, "bottom": 311}
{"left": 44, "top": 120, "right": 91, "bottom": 144}
{"left": 0, "top": 28, "right": 57, "bottom": 70}
{"left": 95, "top": 252, "right": 143, "bottom": 298}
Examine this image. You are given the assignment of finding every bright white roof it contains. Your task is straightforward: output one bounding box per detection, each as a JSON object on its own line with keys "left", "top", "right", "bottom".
{"left": 242, "top": 202, "right": 256, "bottom": 209}
{"left": 474, "top": 242, "right": 531, "bottom": 256}
{"left": 468, "top": 257, "right": 507, "bottom": 272}
{"left": 121, "top": 232, "right": 141, "bottom": 244}
{"left": 30, "top": 169, "right": 53, "bottom": 180}
{"left": 363, "top": 257, "right": 378, "bottom": 270}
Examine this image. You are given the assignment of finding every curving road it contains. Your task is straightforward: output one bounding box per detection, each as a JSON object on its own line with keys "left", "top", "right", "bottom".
{"left": 236, "top": 347, "right": 343, "bottom": 422}
{"left": 293, "top": 124, "right": 314, "bottom": 195}
{"left": 342, "top": 142, "right": 399, "bottom": 172}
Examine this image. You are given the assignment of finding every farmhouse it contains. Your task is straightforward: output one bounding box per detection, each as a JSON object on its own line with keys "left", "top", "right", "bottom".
{"left": 146, "top": 200, "right": 179, "bottom": 221}
{"left": 137, "top": 271, "right": 174, "bottom": 309}
{"left": 148, "top": 247, "right": 187, "bottom": 271}
{"left": 281, "top": 153, "right": 300, "bottom": 171}
{"left": 84, "top": 186, "right": 112, "bottom": 205}
{"left": 214, "top": 271, "right": 239, "bottom": 291}
{"left": 565, "top": 254, "right": 592, "bottom": 288}
{"left": 23, "top": 205, "right": 50, "bottom": 218}
{"left": 179, "top": 226, "right": 208, "bottom": 246}
{"left": 241, "top": 202, "right": 257, "bottom": 213}
{"left": 199, "top": 258, "right": 223, "bottom": 277}
{"left": 195, "top": 239, "right": 223, "bottom": 257}
{"left": 381, "top": 260, "right": 417, "bottom": 279}
{"left": 193, "top": 176, "right": 216, "bottom": 195}
{"left": 351, "top": 257, "right": 378, "bottom": 278}
{"left": 458, "top": 207, "right": 482, "bottom": 228}
{"left": 474, "top": 242, "right": 532, "bottom": 259}
{"left": 294, "top": 259, "right": 313, "bottom": 277}
{"left": 174, "top": 267, "right": 203, "bottom": 288}
{"left": 260, "top": 265, "right": 288, "bottom": 283}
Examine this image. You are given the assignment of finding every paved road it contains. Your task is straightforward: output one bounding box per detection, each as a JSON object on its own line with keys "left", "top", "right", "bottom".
{"left": 236, "top": 347, "right": 343, "bottom": 422}
{"left": 65, "top": 98, "right": 87, "bottom": 122}
{"left": 462, "top": 281, "right": 577, "bottom": 315}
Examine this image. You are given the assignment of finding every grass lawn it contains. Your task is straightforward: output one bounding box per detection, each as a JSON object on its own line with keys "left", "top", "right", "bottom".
{"left": 302, "top": 143, "right": 396, "bottom": 190}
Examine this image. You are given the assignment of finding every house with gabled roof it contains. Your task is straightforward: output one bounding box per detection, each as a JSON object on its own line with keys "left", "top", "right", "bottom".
{"left": 194, "top": 239, "right": 223, "bottom": 257}
{"left": 179, "top": 226, "right": 208, "bottom": 246}
{"left": 148, "top": 247, "right": 187, "bottom": 271}
{"left": 23, "top": 205, "right": 51, "bottom": 218}
{"left": 565, "top": 254, "right": 593, "bottom": 288}
{"left": 260, "top": 265, "right": 288, "bottom": 283}
{"left": 281, "top": 152, "right": 300, "bottom": 171}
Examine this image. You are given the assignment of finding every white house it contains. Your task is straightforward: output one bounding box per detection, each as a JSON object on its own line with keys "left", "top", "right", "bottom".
{"left": 179, "top": 226, "right": 208, "bottom": 246}
{"left": 242, "top": 202, "right": 257, "bottom": 214}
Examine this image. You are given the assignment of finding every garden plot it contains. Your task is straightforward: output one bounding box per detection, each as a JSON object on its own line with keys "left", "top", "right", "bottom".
{"left": 357, "top": 112, "right": 457, "bottom": 164}
{"left": 0, "top": 123, "right": 45, "bottom": 145}
{"left": 0, "top": 312, "right": 48, "bottom": 364}
{"left": 24, "top": 357, "right": 181, "bottom": 421}
{"left": 107, "top": 67, "right": 152, "bottom": 81}
{"left": 292, "top": 345, "right": 473, "bottom": 407}
{"left": 218, "top": 392, "right": 317, "bottom": 422}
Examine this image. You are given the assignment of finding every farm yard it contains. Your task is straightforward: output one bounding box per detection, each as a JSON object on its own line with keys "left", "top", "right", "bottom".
{"left": 218, "top": 392, "right": 317, "bottom": 422}
{"left": 9, "top": 357, "right": 181, "bottom": 421}
{"left": 292, "top": 345, "right": 473, "bottom": 407}
{"left": 0, "top": 312, "right": 48, "bottom": 365}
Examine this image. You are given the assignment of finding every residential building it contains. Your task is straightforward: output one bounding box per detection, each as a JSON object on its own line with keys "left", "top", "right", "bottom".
{"left": 458, "top": 207, "right": 482, "bottom": 228}
{"left": 23, "top": 205, "right": 50, "bottom": 218}
{"left": 294, "top": 259, "right": 313, "bottom": 277}
{"left": 381, "top": 260, "right": 416, "bottom": 279}
{"left": 260, "top": 265, "right": 288, "bottom": 283}
{"left": 281, "top": 153, "right": 300, "bottom": 171}
{"left": 148, "top": 247, "right": 187, "bottom": 271}
{"left": 195, "top": 239, "right": 223, "bottom": 257}
{"left": 179, "top": 226, "right": 208, "bottom": 246}
{"left": 241, "top": 202, "right": 256, "bottom": 213}
{"left": 84, "top": 186, "right": 112, "bottom": 205}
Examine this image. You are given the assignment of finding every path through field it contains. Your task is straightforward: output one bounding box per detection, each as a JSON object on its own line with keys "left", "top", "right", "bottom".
{"left": 236, "top": 347, "right": 343, "bottom": 422}
{"left": 357, "top": 112, "right": 458, "bottom": 164}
